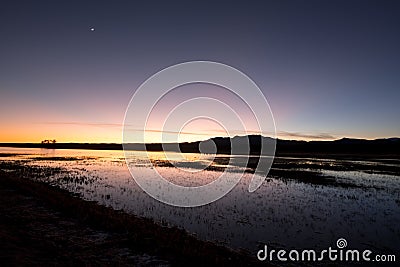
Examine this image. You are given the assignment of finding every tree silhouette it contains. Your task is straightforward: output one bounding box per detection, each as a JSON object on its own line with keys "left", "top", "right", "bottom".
{"left": 41, "top": 139, "right": 56, "bottom": 145}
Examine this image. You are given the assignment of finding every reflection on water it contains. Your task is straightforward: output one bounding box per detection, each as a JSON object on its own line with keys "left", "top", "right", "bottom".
{"left": 1, "top": 147, "right": 399, "bottom": 258}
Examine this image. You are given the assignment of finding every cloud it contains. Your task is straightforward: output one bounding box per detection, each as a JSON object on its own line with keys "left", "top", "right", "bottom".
{"left": 37, "top": 122, "right": 222, "bottom": 136}
{"left": 38, "top": 122, "right": 123, "bottom": 127}
{"left": 40, "top": 122, "right": 330, "bottom": 140}
{"left": 278, "top": 131, "right": 336, "bottom": 140}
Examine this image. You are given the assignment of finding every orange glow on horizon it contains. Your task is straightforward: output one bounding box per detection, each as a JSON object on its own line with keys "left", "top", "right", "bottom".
{"left": 0, "top": 122, "right": 122, "bottom": 143}
{"left": 0, "top": 122, "right": 395, "bottom": 143}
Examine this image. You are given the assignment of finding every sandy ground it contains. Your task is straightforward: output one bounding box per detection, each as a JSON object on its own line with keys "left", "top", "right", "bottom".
{"left": 0, "top": 175, "right": 169, "bottom": 266}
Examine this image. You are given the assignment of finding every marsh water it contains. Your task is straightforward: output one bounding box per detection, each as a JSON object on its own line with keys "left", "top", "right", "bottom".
{"left": 1, "top": 147, "right": 399, "bottom": 259}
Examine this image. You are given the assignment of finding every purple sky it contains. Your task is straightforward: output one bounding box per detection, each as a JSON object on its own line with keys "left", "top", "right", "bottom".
{"left": 1, "top": 0, "right": 399, "bottom": 142}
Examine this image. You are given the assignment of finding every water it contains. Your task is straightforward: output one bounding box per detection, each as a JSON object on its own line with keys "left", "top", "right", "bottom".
{"left": 1, "top": 147, "right": 399, "bottom": 257}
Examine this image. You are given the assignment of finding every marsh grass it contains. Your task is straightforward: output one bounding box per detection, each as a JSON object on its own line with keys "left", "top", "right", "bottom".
{"left": 0, "top": 162, "right": 267, "bottom": 266}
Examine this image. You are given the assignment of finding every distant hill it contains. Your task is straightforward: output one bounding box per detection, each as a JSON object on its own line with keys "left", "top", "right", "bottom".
{"left": 1, "top": 135, "right": 399, "bottom": 159}
{"left": 181, "top": 135, "right": 400, "bottom": 157}
{"left": 143, "top": 135, "right": 400, "bottom": 158}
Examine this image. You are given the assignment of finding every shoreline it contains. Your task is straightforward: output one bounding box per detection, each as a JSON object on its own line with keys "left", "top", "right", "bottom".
{"left": 1, "top": 142, "right": 399, "bottom": 160}
{"left": 0, "top": 171, "right": 266, "bottom": 266}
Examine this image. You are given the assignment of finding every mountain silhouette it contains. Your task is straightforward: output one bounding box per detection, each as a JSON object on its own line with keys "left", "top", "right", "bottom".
{"left": 1, "top": 135, "right": 399, "bottom": 158}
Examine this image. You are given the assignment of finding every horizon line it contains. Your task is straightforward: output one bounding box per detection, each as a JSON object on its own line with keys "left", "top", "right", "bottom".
{"left": 1, "top": 135, "right": 399, "bottom": 145}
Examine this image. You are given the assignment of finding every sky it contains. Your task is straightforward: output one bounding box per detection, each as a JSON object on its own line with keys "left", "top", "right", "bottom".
{"left": 1, "top": 0, "right": 399, "bottom": 143}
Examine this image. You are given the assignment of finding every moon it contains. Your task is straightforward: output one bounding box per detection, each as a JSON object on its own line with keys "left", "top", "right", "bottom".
{"left": 90, "top": 28, "right": 95, "bottom": 32}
